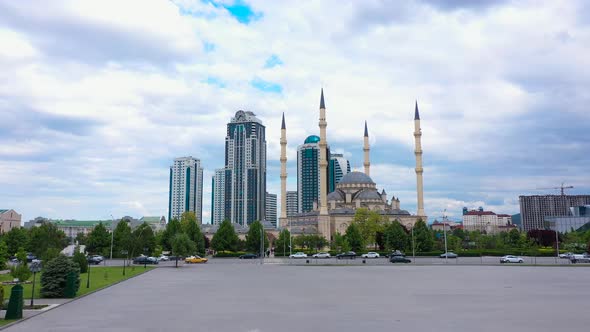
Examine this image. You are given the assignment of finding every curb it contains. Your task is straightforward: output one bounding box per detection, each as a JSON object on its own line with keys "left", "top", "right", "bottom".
{"left": 0, "top": 267, "right": 155, "bottom": 330}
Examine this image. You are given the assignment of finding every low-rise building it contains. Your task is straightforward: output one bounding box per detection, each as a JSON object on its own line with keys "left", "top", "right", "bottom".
{"left": 0, "top": 209, "right": 21, "bottom": 233}
{"left": 462, "top": 207, "right": 513, "bottom": 234}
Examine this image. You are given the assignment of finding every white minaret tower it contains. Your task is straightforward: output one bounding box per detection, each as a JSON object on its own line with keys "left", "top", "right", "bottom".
{"left": 363, "top": 121, "right": 370, "bottom": 177}
{"left": 414, "top": 101, "right": 425, "bottom": 216}
{"left": 318, "top": 89, "right": 331, "bottom": 242}
{"left": 279, "top": 112, "right": 288, "bottom": 227}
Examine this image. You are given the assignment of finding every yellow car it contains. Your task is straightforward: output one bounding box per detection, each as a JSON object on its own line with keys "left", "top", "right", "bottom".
{"left": 185, "top": 255, "right": 208, "bottom": 264}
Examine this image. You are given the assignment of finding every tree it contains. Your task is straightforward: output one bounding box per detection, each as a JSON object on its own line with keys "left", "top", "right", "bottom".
{"left": 211, "top": 220, "right": 239, "bottom": 252}
{"left": 86, "top": 222, "right": 111, "bottom": 256}
{"left": 40, "top": 255, "right": 80, "bottom": 298}
{"left": 180, "top": 212, "right": 205, "bottom": 255}
{"left": 331, "top": 233, "right": 350, "bottom": 252}
{"left": 508, "top": 228, "right": 521, "bottom": 247}
{"left": 356, "top": 210, "right": 382, "bottom": 249}
{"left": 345, "top": 223, "right": 365, "bottom": 252}
{"left": 72, "top": 249, "right": 88, "bottom": 273}
{"left": 0, "top": 240, "right": 8, "bottom": 270}
{"left": 75, "top": 232, "right": 87, "bottom": 246}
{"left": 42, "top": 247, "right": 61, "bottom": 264}
{"left": 5, "top": 227, "right": 29, "bottom": 256}
{"left": 131, "top": 222, "right": 156, "bottom": 257}
{"left": 28, "top": 222, "right": 68, "bottom": 258}
{"left": 11, "top": 247, "right": 32, "bottom": 281}
{"left": 383, "top": 221, "right": 409, "bottom": 251}
{"left": 113, "top": 221, "right": 132, "bottom": 258}
{"left": 171, "top": 233, "right": 195, "bottom": 268}
{"left": 245, "top": 220, "right": 269, "bottom": 253}
{"left": 160, "top": 218, "right": 182, "bottom": 251}
{"left": 274, "top": 229, "right": 291, "bottom": 256}
{"left": 413, "top": 219, "right": 433, "bottom": 252}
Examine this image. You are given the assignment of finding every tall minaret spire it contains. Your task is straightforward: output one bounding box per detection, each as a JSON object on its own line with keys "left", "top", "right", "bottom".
{"left": 414, "top": 101, "right": 425, "bottom": 216}
{"left": 363, "top": 121, "right": 370, "bottom": 177}
{"left": 279, "top": 112, "right": 288, "bottom": 225}
{"left": 317, "top": 88, "right": 330, "bottom": 242}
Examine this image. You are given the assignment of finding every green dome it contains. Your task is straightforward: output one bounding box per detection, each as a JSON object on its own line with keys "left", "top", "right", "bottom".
{"left": 304, "top": 135, "right": 320, "bottom": 144}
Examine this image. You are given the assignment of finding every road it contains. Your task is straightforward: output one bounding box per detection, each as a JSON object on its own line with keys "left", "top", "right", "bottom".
{"left": 5, "top": 263, "right": 589, "bottom": 332}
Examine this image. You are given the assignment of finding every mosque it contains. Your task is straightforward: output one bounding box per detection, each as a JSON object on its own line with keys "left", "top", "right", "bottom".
{"left": 278, "top": 90, "right": 426, "bottom": 241}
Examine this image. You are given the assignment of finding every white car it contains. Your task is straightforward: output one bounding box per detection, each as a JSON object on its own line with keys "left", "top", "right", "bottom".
{"left": 158, "top": 255, "right": 170, "bottom": 261}
{"left": 312, "top": 252, "right": 331, "bottom": 258}
{"left": 361, "top": 252, "right": 380, "bottom": 258}
{"left": 559, "top": 252, "right": 574, "bottom": 259}
{"left": 500, "top": 255, "right": 524, "bottom": 263}
{"left": 289, "top": 252, "right": 307, "bottom": 259}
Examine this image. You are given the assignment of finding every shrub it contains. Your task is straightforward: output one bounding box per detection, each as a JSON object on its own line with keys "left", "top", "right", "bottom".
{"left": 42, "top": 247, "right": 61, "bottom": 264}
{"left": 214, "top": 251, "right": 246, "bottom": 257}
{"left": 0, "top": 285, "right": 4, "bottom": 309}
{"left": 40, "top": 255, "right": 80, "bottom": 298}
{"left": 72, "top": 250, "right": 88, "bottom": 274}
{"left": 11, "top": 263, "right": 32, "bottom": 282}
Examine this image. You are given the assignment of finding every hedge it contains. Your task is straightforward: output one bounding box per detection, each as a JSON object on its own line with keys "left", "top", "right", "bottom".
{"left": 214, "top": 251, "right": 247, "bottom": 257}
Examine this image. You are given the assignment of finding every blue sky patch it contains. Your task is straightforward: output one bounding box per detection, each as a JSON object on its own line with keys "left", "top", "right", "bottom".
{"left": 207, "top": 0, "right": 262, "bottom": 24}
{"left": 251, "top": 78, "right": 282, "bottom": 93}
{"left": 203, "top": 41, "right": 215, "bottom": 53}
{"left": 204, "top": 76, "right": 225, "bottom": 88}
{"left": 264, "top": 54, "right": 283, "bottom": 68}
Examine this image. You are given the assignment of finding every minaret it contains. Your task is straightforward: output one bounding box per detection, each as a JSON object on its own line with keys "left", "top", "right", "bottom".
{"left": 363, "top": 121, "right": 370, "bottom": 177}
{"left": 414, "top": 101, "right": 425, "bottom": 216}
{"left": 279, "top": 112, "right": 288, "bottom": 227}
{"left": 318, "top": 89, "right": 330, "bottom": 241}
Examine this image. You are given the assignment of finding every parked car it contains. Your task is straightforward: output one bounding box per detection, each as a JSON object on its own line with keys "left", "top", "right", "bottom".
{"left": 439, "top": 252, "right": 458, "bottom": 258}
{"left": 26, "top": 253, "right": 38, "bottom": 263}
{"left": 389, "top": 253, "right": 411, "bottom": 263}
{"left": 559, "top": 252, "right": 574, "bottom": 259}
{"left": 289, "top": 252, "right": 307, "bottom": 259}
{"left": 158, "top": 255, "right": 170, "bottom": 261}
{"left": 185, "top": 255, "right": 208, "bottom": 264}
{"left": 336, "top": 251, "right": 357, "bottom": 259}
{"left": 239, "top": 253, "right": 259, "bottom": 259}
{"left": 361, "top": 252, "right": 380, "bottom": 258}
{"left": 500, "top": 255, "right": 524, "bottom": 263}
{"left": 312, "top": 252, "right": 331, "bottom": 258}
{"left": 87, "top": 255, "right": 104, "bottom": 265}
{"left": 132, "top": 256, "right": 159, "bottom": 265}
{"left": 387, "top": 250, "right": 405, "bottom": 258}
{"left": 570, "top": 253, "right": 590, "bottom": 264}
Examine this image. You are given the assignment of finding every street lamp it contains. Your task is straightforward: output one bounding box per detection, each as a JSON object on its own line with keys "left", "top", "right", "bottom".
{"left": 411, "top": 225, "right": 415, "bottom": 263}
{"left": 29, "top": 261, "right": 42, "bottom": 307}
{"left": 86, "top": 260, "right": 91, "bottom": 288}
{"left": 110, "top": 214, "right": 116, "bottom": 263}
{"left": 121, "top": 250, "right": 128, "bottom": 276}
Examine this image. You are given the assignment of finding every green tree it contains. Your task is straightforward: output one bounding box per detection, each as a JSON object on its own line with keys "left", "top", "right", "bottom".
{"left": 413, "top": 219, "right": 433, "bottom": 252}
{"left": 0, "top": 240, "right": 8, "bottom": 270}
{"left": 452, "top": 228, "right": 466, "bottom": 240}
{"left": 86, "top": 222, "right": 111, "bottom": 256}
{"left": 345, "top": 223, "right": 365, "bottom": 252}
{"left": 40, "top": 255, "right": 80, "bottom": 298}
{"left": 113, "top": 221, "right": 132, "bottom": 258}
{"left": 211, "top": 220, "right": 239, "bottom": 252}
{"left": 72, "top": 249, "right": 88, "bottom": 273}
{"left": 356, "top": 210, "right": 382, "bottom": 249}
{"left": 42, "top": 247, "right": 61, "bottom": 264}
{"left": 274, "top": 229, "right": 291, "bottom": 256}
{"left": 75, "top": 232, "right": 87, "bottom": 245}
{"left": 160, "top": 218, "right": 182, "bottom": 251}
{"left": 383, "top": 220, "right": 409, "bottom": 251}
{"left": 131, "top": 222, "right": 156, "bottom": 257}
{"left": 11, "top": 247, "right": 32, "bottom": 281}
{"left": 331, "top": 233, "right": 350, "bottom": 252}
{"left": 245, "top": 221, "right": 269, "bottom": 254}
{"left": 171, "top": 233, "right": 195, "bottom": 268}
{"left": 5, "top": 227, "right": 29, "bottom": 256}
{"left": 180, "top": 212, "right": 205, "bottom": 255}
{"left": 508, "top": 228, "right": 521, "bottom": 247}
{"left": 28, "top": 222, "right": 68, "bottom": 258}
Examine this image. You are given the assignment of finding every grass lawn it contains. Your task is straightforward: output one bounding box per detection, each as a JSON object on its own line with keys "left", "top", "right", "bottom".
{"left": 1, "top": 266, "right": 153, "bottom": 300}
{"left": 0, "top": 319, "right": 18, "bottom": 326}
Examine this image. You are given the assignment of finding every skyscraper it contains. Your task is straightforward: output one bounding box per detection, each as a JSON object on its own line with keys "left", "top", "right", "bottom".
{"left": 224, "top": 110, "right": 267, "bottom": 225}
{"left": 286, "top": 190, "right": 298, "bottom": 217}
{"left": 329, "top": 153, "right": 351, "bottom": 193}
{"left": 211, "top": 168, "right": 226, "bottom": 225}
{"left": 519, "top": 195, "right": 590, "bottom": 231}
{"left": 168, "top": 157, "right": 204, "bottom": 223}
{"left": 265, "top": 192, "right": 277, "bottom": 227}
{"left": 297, "top": 135, "right": 330, "bottom": 213}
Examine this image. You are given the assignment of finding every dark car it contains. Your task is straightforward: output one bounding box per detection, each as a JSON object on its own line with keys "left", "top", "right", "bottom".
{"left": 87, "top": 255, "right": 104, "bottom": 265}
{"left": 133, "top": 256, "right": 159, "bottom": 265}
{"left": 26, "top": 253, "right": 38, "bottom": 263}
{"left": 336, "top": 251, "right": 357, "bottom": 259}
{"left": 389, "top": 254, "right": 411, "bottom": 263}
{"left": 239, "top": 253, "right": 259, "bottom": 259}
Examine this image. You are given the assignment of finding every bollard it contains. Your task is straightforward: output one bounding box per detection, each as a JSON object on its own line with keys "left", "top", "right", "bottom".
{"left": 5, "top": 284, "right": 23, "bottom": 320}
{"left": 306, "top": 259, "right": 310, "bottom": 264}
{"left": 362, "top": 259, "right": 366, "bottom": 264}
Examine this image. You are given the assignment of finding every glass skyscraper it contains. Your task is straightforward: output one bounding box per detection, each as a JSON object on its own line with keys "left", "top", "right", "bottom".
{"left": 329, "top": 153, "right": 351, "bottom": 193}
{"left": 168, "top": 157, "right": 204, "bottom": 223}
{"left": 297, "top": 135, "right": 329, "bottom": 213}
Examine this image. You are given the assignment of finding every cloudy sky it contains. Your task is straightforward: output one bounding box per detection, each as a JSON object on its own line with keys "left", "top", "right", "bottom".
{"left": 1, "top": 0, "right": 589, "bottom": 224}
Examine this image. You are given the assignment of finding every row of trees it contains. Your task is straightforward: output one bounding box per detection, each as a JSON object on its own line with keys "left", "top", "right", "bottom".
{"left": 0, "top": 223, "right": 69, "bottom": 269}
{"left": 209, "top": 219, "right": 269, "bottom": 253}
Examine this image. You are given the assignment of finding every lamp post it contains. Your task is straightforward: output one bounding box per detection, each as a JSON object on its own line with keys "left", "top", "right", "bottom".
{"left": 29, "top": 261, "right": 42, "bottom": 307}
{"left": 110, "top": 214, "right": 116, "bottom": 263}
{"left": 260, "top": 221, "right": 264, "bottom": 265}
{"left": 411, "top": 225, "right": 416, "bottom": 263}
{"left": 121, "top": 250, "right": 128, "bottom": 276}
{"left": 86, "top": 259, "right": 91, "bottom": 288}
{"left": 443, "top": 221, "right": 448, "bottom": 264}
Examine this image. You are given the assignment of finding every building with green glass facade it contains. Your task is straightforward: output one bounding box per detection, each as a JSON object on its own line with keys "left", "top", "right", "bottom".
{"left": 297, "top": 135, "right": 330, "bottom": 213}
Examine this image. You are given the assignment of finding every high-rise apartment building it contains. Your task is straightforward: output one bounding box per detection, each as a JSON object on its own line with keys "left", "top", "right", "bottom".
{"left": 168, "top": 157, "right": 204, "bottom": 223}
{"left": 329, "top": 153, "right": 351, "bottom": 192}
{"left": 297, "top": 135, "right": 330, "bottom": 213}
{"left": 519, "top": 195, "right": 590, "bottom": 231}
{"left": 224, "top": 110, "right": 267, "bottom": 225}
{"left": 265, "top": 192, "right": 277, "bottom": 227}
{"left": 211, "top": 168, "right": 226, "bottom": 225}
{"left": 286, "top": 191, "right": 298, "bottom": 217}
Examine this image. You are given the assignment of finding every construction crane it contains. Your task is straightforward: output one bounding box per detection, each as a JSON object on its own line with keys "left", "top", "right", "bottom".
{"left": 536, "top": 182, "right": 574, "bottom": 195}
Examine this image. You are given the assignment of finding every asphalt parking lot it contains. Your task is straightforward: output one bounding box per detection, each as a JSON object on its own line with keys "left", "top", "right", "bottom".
{"left": 5, "top": 262, "right": 589, "bottom": 332}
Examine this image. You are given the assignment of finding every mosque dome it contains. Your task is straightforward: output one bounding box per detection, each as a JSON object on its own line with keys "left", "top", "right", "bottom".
{"left": 327, "top": 190, "right": 344, "bottom": 201}
{"left": 304, "top": 135, "right": 320, "bottom": 144}
{"left": 339, "top": 171, "right": 375, "bottom": 185}
{"left": 355, "top": 190, "right": 382, "bottom": 200}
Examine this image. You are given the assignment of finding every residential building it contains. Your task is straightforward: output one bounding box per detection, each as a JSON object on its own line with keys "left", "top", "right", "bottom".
{"left": 519, "top": 195, "right": 590, "bottom": 231}
{"left": 286, "top": 191, "right": 298, "bottom": 217}
{"left": 462, "top": 207, "right": 513, "bottom": 234}
{"left": 266, "top": 192, "right": 277, "bottom": 227}
{"left": 297, "top": 135, "right": 330, "bottom": 213}
{"left": 168, "top": 156, "right": 204, "bottom": 223}
{"left": 431, "top": 220, "right": 462, "bottom": 232}
{"left": 211, "top": 168, "right": 226, "bottom": 224}
{"left": 0, "top": 209, "right": 21, "bottom": 233}
{"left": 329, "top": 153, "right": 351, "bottom": 192}
{"left": 224, "top": 110, "right": 267, "bottom": 225}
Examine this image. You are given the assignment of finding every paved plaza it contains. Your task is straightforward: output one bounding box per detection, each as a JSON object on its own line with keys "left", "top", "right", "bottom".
{"left": 4, "top": 263, "right": 589, "bottom": 332}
